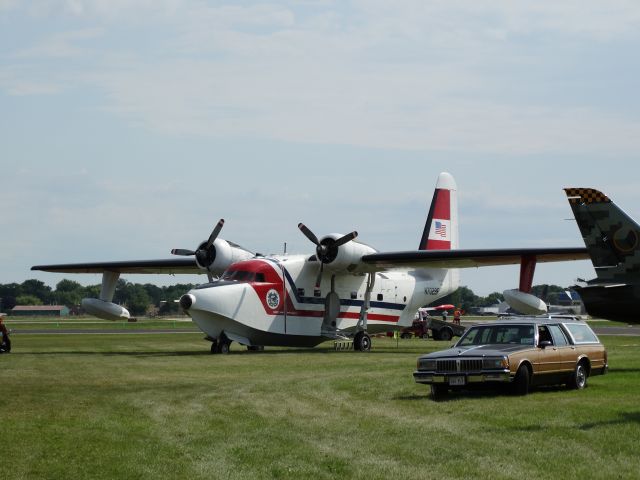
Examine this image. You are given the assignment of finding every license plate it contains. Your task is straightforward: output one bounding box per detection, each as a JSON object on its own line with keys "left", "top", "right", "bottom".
{"left": 448, "top": 376, "right": 465, "bottom": 386}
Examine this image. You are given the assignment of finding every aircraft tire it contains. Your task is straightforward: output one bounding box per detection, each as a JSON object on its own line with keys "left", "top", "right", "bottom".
{"left": 210, "top": 341, "right": 218, "bottom": 354}
{"left": 354, "top": 332, "right": 371, "bottom": 352}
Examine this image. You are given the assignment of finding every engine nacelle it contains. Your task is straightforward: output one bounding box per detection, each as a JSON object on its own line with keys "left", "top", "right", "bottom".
{"left": 503, "top": 289, "right": 548, "bottom": 315}
{"left": 319, "top": 234, "right": 377, "bottom": 273}
{"left": 82, "top": 298, "right": 130, "bottom": 321}
{"left": 195, "top": 238, "right": 254, "bottom": 276}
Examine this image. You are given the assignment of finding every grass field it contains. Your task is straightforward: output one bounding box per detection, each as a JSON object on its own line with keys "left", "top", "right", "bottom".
{"left": 2, "top": 332, "right": 639, "bottom": 479}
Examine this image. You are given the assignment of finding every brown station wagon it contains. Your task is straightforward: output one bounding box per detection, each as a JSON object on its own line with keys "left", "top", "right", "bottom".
{"left": 414, "top": 316, "right": 608, "bottom": 398}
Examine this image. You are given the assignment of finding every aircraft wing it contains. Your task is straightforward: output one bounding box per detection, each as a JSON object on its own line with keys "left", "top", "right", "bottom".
{"left": 31, "top": 258, "right": 202, "bottom": 275}
{"left": 361, "top": 247, "right": 590, "bottom": 271}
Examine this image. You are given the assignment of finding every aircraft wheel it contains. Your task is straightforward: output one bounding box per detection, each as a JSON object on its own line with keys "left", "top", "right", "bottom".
{"left": 247, "top": 345, "right": 264, "bottom": 352}
{"left": 354, "top": 332, "right": 371, "bottom": 352}
{"left": 210, "top": 341, "right": 218, "bottom": 354}
{"left": 217, "top": 334, "right": 231, "bottom": 354}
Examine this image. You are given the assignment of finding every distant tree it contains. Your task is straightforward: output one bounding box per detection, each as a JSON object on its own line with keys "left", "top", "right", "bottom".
{"left": 433, "top": 286, "right": 479, "bottom": 313}
{"left": 126, "top": 284, "right": 152, "bottom": 316}
{"left": 478, "top": 292, "right": 505, "bottom": 307}
{"left": 16, "top": 294, "right": 43, "bottom": 306}
{"left": 21, "top": 279, "right": 52, "bottom": 304}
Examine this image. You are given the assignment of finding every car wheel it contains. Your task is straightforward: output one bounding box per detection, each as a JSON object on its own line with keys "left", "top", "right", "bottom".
{"left": 430, "top": 384, "right": 448, "bottom": 400}
{"left": 421, "top": 333, "right": 429, "bottom": 340}
{"left": 568, "top": 361, "right": 589, "bottom": 389}
{"left": 513, "top": 364, "right": 530, "bottom": 395}
{"left": 439, "top": 328, "right": 453, "bottom": 342}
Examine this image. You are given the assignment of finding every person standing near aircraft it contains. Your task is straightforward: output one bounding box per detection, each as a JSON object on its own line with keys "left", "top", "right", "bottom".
{"left": 0, "top": 315, "right": 10, "bottom": 353}
{"left": 453, "top": 307, "right": 461, "bottom": 325}
{"left": 442, "top": 309, "right": 448, "bottom": 322}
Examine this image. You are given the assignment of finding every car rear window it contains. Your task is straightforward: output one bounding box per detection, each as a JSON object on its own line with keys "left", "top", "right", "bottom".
{"left": 563, "top": 323, "right": 599, "bottom": 344}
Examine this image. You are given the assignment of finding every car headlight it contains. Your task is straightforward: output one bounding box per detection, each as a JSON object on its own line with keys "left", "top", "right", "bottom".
{"left": 482, "top": 357, "right": 509, "bottom": 369}
{"left": 418, "top": 358, "right": 437, "bottom": 370}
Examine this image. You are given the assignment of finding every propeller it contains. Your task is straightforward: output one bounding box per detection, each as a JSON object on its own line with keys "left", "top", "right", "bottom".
{"left": 298, "top": 223, "right": 358, "bottom": 287}
{"left": 172, "top": 219, "right": 225, "bottom": 282}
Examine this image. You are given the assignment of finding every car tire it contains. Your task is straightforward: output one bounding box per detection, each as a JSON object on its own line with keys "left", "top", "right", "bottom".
{"left": 513, "top": 364, "right": 530, "bottom": 396}
{"left": 439, "top": 328, "right": 453, "bottom": 342}
{"left": 430, "top": 384, "right": 448, "bottom": 400}
{"left": 568, "top": 361, "right": 589, "bottom": 390}
{"left": 421, "top": 333, "right": 429, "bottom": 340}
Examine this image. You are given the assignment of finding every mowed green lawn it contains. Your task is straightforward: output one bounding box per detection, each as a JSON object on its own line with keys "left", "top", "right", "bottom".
{"left": 1, "top": 333, "right": 639, "bottom": 480}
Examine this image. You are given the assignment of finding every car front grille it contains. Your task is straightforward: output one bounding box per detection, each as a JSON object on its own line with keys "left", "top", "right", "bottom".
{"left": 436, "top": 358, "right": 483, "bottom": 373}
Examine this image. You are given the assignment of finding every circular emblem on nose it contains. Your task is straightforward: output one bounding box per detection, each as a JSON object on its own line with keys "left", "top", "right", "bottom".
{"left": 266, "top": 289, "right": 280, "bottom": 309}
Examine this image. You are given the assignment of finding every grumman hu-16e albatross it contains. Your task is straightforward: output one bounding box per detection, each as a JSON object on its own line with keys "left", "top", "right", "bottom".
{"left": 32, "top": 173, "right": 589, "bottom": 353}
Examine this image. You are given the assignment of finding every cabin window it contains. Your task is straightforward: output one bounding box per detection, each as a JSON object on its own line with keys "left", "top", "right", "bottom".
{"left": 255, "top": 273, "right": 265, "bottom": 282}
{"left": 314, "top": 289, "right": 321, "bottom": 297}
{"left": 377, "top": 293, "right": 383, "bottom": 301}
{"left": 297, "top": 288, "right": 305, "bottom": 297}
{"left": 350, "top": 291, "right": 357, "bottom": 299}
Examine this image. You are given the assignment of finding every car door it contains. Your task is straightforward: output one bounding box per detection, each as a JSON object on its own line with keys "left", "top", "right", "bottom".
{"left": 548, "top": 324, "right": 576, "bottom": 377}
{"left": 534, "top": 325, "right": 561, "bottom": 381}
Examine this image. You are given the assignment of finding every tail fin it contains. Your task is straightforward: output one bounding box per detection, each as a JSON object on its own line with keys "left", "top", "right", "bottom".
{"left": 419, "top": 172, "right": 458, "bottom": 251}
{"left": 564, "top": 187, "right": 640, "bottom": 281}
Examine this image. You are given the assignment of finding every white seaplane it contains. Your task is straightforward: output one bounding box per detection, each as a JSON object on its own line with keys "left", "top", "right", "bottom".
{"left": 32, "top": 172, "right": 588, "bottom": 353}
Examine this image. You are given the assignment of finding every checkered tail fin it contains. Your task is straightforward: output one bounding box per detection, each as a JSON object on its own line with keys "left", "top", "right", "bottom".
{"left": 564, "top": 187, "right": 640, "bottom": 275}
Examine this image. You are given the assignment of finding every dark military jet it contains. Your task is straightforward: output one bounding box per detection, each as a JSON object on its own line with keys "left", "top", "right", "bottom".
{"left": 564, "top": 187, "right": 640, "bottom": 323}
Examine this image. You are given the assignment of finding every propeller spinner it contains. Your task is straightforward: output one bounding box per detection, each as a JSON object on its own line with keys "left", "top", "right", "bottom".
{"left": 298, "top": 223, "right": 358, "bottom": 287}
{"left": 172, "top": 219, "right": 225, "bottom": 282}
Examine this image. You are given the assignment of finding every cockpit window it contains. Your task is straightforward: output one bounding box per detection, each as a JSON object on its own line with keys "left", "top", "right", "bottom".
{"left": 221, "top": 270, "right": 255, "bottom": 282}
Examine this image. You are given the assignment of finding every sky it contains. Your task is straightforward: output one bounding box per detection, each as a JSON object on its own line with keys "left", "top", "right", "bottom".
{"left": 2, "top": 1, "right": 640, "bottom": 296}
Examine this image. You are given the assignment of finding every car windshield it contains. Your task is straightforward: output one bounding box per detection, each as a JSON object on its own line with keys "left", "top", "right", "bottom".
{"left": 457, "top": 325, "right": 535, "bottom": 347}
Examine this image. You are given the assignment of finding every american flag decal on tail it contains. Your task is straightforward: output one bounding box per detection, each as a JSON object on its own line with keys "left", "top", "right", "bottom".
{"left": 435, "top": 221, "right": 447, "bottom": 238}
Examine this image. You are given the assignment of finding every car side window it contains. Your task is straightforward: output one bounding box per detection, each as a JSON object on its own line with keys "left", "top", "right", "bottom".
{"left": 548, "top": 325, "right": 569, "bottom": 346}
{"left": 538, "top": 325, "right": 553, "bottom": 345}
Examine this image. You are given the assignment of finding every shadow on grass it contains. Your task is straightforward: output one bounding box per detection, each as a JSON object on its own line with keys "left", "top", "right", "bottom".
{"left": 579, "top": 411, "right": 640, "bottom": 430}
{"left": 11, "top": 350, "right": 211, "bottom": 357}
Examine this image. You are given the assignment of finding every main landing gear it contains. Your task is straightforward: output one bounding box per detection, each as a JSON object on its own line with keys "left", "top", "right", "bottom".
{"left": 208, "top": 334, "right": 264, "bottom": 354}
{"left": 353, "top": 331, "right": 371, "bottom": 352}
{"left": 209, "top": 334, "right": 232, "bottom": 354}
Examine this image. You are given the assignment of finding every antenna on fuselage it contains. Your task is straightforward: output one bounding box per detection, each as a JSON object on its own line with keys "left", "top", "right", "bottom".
{"left": 283, "top": 242, "right": 287, "bottom": 255}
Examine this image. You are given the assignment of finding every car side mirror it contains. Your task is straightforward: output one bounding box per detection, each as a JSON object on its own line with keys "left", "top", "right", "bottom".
{"left": 538, "top": 340, "right": 552, "bottom": 349}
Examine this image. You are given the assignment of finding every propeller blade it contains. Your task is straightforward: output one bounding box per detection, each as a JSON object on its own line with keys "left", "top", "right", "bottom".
{"left": 206, "top": 219, "right": 225, "bottom": 248}
{"left": 171, "top": 248, "right": 195, "bottom": 256}
{"left": 298, "top": 223, "right": 320, "bottom": 246}
{"left": 333, "top": 230, "right": 358, "bottom": 248}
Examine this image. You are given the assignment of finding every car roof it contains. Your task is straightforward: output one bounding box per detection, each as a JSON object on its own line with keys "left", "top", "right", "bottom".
{"left": 470, "top": 315, "right": 586, "bottom": 327}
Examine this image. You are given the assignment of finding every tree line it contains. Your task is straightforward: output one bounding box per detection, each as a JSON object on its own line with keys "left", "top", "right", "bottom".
{"left": 1, "top": 279, "right": 570, "bottom": 317}
{"left": 0, "top": 279, "right": 196, "bottom": 316}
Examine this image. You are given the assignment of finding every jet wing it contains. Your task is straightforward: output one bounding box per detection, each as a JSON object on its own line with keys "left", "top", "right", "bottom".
{"left": 31, "top": 258, "right": 202, "bottom": 275}
{"left": 361, "top": 247, "right": 590, "bottom": 271}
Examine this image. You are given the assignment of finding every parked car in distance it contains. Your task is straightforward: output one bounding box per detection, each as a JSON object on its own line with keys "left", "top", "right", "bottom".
{"left": 414, "top": 316, "right": 607, "bottom": 399}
